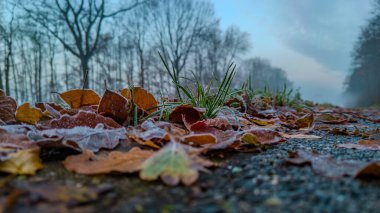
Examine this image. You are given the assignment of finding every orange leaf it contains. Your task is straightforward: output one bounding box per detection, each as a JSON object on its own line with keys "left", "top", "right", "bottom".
{"left": 120, "top": 87, "right": 158, "bottom": 114}
{"left": 63, "top": 147, "right": 153, "bottom": 175}
{"left": 59, "top": 89, "right": 100, "bottom": 109}
{"left": 15, "top": 103, "right": 45, "bottom": 125}
{"left": 182, "top": 133, "right": 217, "bottom": 145}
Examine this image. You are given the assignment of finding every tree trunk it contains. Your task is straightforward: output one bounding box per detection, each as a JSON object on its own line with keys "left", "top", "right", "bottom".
{"left": 81, "top": 56, "right": 90, "bottom": 89}
{"left": 139, "top": 54, "right": 144, "bottom": 88}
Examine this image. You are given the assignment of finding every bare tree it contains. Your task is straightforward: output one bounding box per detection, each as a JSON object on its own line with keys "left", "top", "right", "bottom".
{"left": 150, "top": 0, "right": 216, "bottom": 80}
{"left": 23, "top": 0, "right": 147, "bottom": 88}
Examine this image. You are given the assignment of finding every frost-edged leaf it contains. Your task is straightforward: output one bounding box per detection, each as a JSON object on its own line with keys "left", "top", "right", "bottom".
{"left": 48, "top": 111, "right": 121, "bottom": 129}
{"left": 15, "top": 103, "right": 46, "bottom": 125}
{"left": 98, "top": 89, "right": 131, "bottom": 125}
{"left": 63, "top": 147, "right": 153, "bottom": 175}
{"left": 169, "top": 105, "right": 203, "bottom": 124}
{"left": 182, "top": 133, "right": 217, "bottom": 145}
{"left": 0, "top": 90, "right": 17, "bottom": 124}
{"left": 58, "top": 89, "right": 100, "bottom": 109}
{"left": 28, "top": 124, "right": 126, "bottom": 152}
{"left": 337, "top": 140, "right": 380, "bottom": 151}
{"left": 140, "top": 142, "right": 209, "bottom": 186}
{"left": 240, "top": 128, "right": 284, "bottom": 146}
{"left": 0, "top": 148, "right": 43, "bottom": 175}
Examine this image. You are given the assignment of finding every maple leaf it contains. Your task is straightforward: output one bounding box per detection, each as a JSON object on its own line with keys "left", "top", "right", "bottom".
{"left": 28, "top": 124, "right": 126, "bottom": 152}
{"left": 0, "top": 90, "right": 17, "bottom": 124}
{"left": 63, "top": 147, "right": 153, "bottom": 175}
{"left": 0, "top": 147, "right": 43, "bottom": 175}
{"left": 98, "top": 89, "right": 131, "bottom": 125}
{"left": 58, "top": 89, "right": 100, "bottom": 109}
{"left": 120, "top": 87, "right": 158, "bottom": 114}
{"left": 140, "top": 141, "right": 210, "bottom": 186}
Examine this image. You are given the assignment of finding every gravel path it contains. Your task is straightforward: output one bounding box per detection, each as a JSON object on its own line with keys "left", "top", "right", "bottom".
{"left": 6, "top": 121, "right": 380, "bottom": 213}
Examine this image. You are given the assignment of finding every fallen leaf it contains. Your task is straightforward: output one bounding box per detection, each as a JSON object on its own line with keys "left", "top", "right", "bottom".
{"left": 15, "top": 103, "right": 46, "bottom": 125}
{"left": 337, "top": 140, "right": 380, "bottom": 151}
{"left": 28, "top": 124, "right": 126, "bottom": 152}
{"left": 0, "top": 148, "right": 43, "bottom": 175}
{"left": 0, "top": 129, "right": 37, "bottom": 150}
{"left": 0, "top": 90, "right": 17, "bottom": 124}
{"left": 48, "top": 111, "right": 121, "bottom": 129}
{"left": 63, "top": 147, "right": 153, "bottom": 175}
{"left": 169, "top": 105, "right": 203, "bottom": 124}
{"left": 285, "top": 149, "right": 380, "bottom": 179}
{"left": 182, "top": 133, "right": 217, "bottom": 145}
{"left": 295, "top": 113, "right": 314, "bottom": 129}
{"left": 59, "top": 89, "right": 100, "bottom": 109}
{"left": 317, "top": 113, "right": 347, "bottom": 124}
{"left": 98, "top": 89, "right": 131, "bottom": 125}
{"left": 138, "top": 120, "right": 169, "bottom": 141}
{"left": 121, "top": 87, "right": 158, "bottom": 114}
{"left": 240, "top": 128, "right": 284, "bottom": 146}
{"left": 140, "top": 141, "right": 210, "bottom": 185}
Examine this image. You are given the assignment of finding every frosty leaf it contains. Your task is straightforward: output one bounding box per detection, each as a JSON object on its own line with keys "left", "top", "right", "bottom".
{"left": 240, "top": 128, "right": 284, "bottom": 146}
{"left": 15, "top": 103, "right": 46, "bottom": 125}
{"left": 28, "top": 124, "right": 126, "bottom": 152}
{"left": 59, "top": 89, "right": 100, "bottom": 109}
{"left": 182, "top": 133, "right": 217, "bottom": 145}
{"left": 337, "top": 140, "right": 380, "bottom": 151}
{"left": 0, "top": 90, "right": 17, "bottom": 124}
{"left": 169, "top": 105, "right": 203, "bottom": 124}
{"left": 140, "top": 142, "right": 209, "bottom": 186}
{"left": 63, "top": 147, "right": 153, "bottom": 175}
{"left": 98, "top": 89, "right": 131, "bottom": 125}
{"left": 48, "top": 111, "right": 121, "bottom": 129}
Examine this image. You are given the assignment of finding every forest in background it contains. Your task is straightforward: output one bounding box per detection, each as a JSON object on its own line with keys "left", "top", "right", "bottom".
{"left": 0, "top": 0, "right": 292, "bottom": 103}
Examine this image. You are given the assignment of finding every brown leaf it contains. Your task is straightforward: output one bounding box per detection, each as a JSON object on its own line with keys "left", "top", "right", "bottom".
{"left": 317, "top": 113, "right": 347, "bottom": 124}
{"left": 182, "top": 133, "right": 217, "bottom": 145}
{"left": 294, "top": 113, "right": 314, "bottom": 129}
{"left": 169, "top": 105, "right": 203, "bottom": 124}
{"left": 0, "top": 90, "right": 17, "bottom": 124}
{"left": 285, "top": 149, "right": 380, "bottom": 179}
{"left": 120, "top": 87, "right": 158, "bottom": 114}
{"left": 63, "top": 147, "right": 153, "bottom": 175}
{"left": 98, "top": 89, "right": 131, "bottom": 125}
{"left": 28, "top": 124, "right": 126, "bottom": 152}
{"left": 59, "top": 89, "right": 100, "bottom": 109}
{"left": 337, "top": 140, "right": 380, "bottom": 151}
{"left": 48, "top": 111, "right": 121, "bottom": 129}
{"left": 240, "top": 128, "right": 284, "bottom": 146}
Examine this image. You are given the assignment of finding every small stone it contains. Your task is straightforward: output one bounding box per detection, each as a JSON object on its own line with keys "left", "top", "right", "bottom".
{"left": 265, "top": 197, "right": 282, "bottom": 207}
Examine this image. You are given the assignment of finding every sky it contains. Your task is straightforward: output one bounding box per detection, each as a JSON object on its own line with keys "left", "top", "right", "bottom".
{"left": 211, "top": 0, "right": 373, "bottom": 105}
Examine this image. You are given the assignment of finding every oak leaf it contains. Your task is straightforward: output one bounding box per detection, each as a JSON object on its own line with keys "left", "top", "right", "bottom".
{"left": 59, "top": 89, "right": 100, "bottom": 109}
{"left": 63, "top": 147, "right": 153, "bottom": 175}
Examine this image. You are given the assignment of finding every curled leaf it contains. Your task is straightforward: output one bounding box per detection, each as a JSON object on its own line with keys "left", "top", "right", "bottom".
{"left": 59, "top": 89, "right": 100, "bottom": 109}
{"left": 98, "top": 89, "right": 131, "bottom": 125}
{"left": 15, "top": 103, "right": 46, "bottom": 124}
{"left": 121, "top": 87, "right": 158, "bottom": 114}
{"left": 0, "top": 90, "right": 17, "bottom": 124}
{"left": 169, "top": 105, "right": 203, "bottom": 124}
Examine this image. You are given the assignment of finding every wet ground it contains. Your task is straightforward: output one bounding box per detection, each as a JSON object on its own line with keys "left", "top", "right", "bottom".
{"left": 3, "top": 121, "right": 380, "bottom": 213}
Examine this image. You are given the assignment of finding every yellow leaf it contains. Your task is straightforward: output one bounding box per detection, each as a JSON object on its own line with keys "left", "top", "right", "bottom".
{"left": 120, "top": 87, "right": 158, "bottom": 114}
{"left": 0, "top": 148, "right": 43, "bottom": 175}
{"left": 15, "top": 103, "right": 43, "bottom": 124}
{"left": 59, "top": 89, "right": 100, "bottom": 109}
